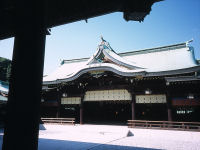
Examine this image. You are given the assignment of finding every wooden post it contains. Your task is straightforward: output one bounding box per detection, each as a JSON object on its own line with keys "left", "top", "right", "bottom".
{"left": 56, "top": 89, "right": 62, "bottom": 118}
{"left": 166, "top": 91, "right": 172, "bottom": 121}
{"left": 80, "top": 94, "right": 84, "bottom": 124}
{"left": 2, "top": 1, "right": 46, "bottom": 150}
{"left": 131, "top": 92, "right": 136, "bottom": 120}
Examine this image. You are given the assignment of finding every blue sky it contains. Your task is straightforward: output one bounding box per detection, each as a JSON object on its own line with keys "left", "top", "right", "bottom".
{"left": 0, "top": 0, "right": 200, "bottom": 75}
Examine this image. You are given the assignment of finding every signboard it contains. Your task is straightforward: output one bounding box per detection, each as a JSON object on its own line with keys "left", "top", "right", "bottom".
{"left": 61, "top": 97, "right": 81, "bottom": 104}
{"left": 136, "top": 95, "right": 166, "bottom": 103}
{"left": 84, "top": 89, "right": 131, "bottom": 101}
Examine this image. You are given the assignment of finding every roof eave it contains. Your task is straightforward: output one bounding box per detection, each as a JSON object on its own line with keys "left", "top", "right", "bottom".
{"left": 43, "top": 65, "right": 200, "bottom": 85}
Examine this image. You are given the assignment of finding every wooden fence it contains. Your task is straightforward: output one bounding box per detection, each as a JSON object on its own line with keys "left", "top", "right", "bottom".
{"left": 128, "top": 120, "right": 200, "bottom": 132}
{"left": 41, "top": 118, "right": 75, "bottom": 125}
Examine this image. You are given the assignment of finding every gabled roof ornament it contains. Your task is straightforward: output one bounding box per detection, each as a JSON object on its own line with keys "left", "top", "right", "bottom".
{"left": 99, "top": 36, "right": 115, "bottom": 53}
{"left": 186, "top": 39, "right": 193, "bottom": 47}
{"left": 86, "top": 37, "right": 144, "bottom": 70}
{"left": 100, "top": 35, "right": 106, "bottom": 42}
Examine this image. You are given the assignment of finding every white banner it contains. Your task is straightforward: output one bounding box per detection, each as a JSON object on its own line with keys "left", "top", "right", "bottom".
{"left": 136, "top": 95, "right": 166, "bottom": 103}
{"left": 61, "top": 97, "right": 81, "bottom": 104}
{"left": 84, "top": 89, "right": 131, "bottom": 101}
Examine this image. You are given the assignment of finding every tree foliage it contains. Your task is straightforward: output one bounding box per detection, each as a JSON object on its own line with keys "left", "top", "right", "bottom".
{"left": 0, "top": 57, "right": 11, "bottom": 83}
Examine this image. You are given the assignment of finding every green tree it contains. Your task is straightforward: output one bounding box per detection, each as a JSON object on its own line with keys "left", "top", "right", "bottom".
{"left": 0, "top": 57, "right": 11, "bottom": 83}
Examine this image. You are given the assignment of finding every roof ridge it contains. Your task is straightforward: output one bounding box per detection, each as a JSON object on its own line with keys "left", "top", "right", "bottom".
{"left": 61, "top": 41, "right": 188, "bottom": 64}
{"left": 119, "top": 42, "right": 187, "bottom": 56}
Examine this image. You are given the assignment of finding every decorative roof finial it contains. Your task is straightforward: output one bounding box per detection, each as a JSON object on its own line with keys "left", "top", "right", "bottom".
{"left": 186, "top": 39, "right": 193, "bottom": 47}
{"left": 100, "top": 35, "right": 105, "bottom": 42}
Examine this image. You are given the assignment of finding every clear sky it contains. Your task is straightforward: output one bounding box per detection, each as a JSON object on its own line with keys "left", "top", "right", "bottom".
{"left": 0, "top": 0, "right": 200, "bottom": 75}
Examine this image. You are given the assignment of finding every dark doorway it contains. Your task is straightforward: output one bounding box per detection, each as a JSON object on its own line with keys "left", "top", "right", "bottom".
{"left": 136, "top": 104, "right": 168, "bottom": 121}
{"left": 60, "top": 105, "right": 79, "bottom": 119}
{"left": 40, "top": 106, "right": 58, "bottom": 117}
{"left": 173, "top": 106, "right": 200, "bottom": 122}
{"left": 83, "top": 101, "right": 131, "bottom": 124}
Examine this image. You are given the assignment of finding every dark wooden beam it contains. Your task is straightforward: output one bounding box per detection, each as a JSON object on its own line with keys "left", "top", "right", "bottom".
{"left": 0, "top": 0, "right": 159, "bottom": 40}
{"left": 2, "top": 1, "right": 46, "bottom": 150}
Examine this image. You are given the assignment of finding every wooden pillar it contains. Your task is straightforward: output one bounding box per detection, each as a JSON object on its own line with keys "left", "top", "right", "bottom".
{"left": 131, "top": 93, "right": 136, "bottom": 120}
{"left": 80, "top": 94, "right": 84, "bottom": 124}
{"left": 56, "top": 89, "right": 62, "bottom": 118}
{"left": 166, "top": 91, "right": 172, "bottom": 121}
{"left": 2, "top": 1, "right": 46, "bottom": 150}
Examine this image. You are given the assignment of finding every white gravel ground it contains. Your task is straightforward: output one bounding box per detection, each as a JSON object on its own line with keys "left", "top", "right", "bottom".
{"left": 1, "top": 124, "right": 200, "bottom": 150}
{"left": 38, "top": 124, "right": 200, "bottom": 150}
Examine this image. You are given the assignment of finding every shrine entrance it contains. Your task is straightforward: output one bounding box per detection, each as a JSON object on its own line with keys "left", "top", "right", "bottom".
{"left": 83, "top": 89, "right": 132, "bottom": 124}
{"left": 84, "top": 101, "right": 131, "bottom": 124}
{"left": 135, "top": 104, "right": 168, "bottom": 121}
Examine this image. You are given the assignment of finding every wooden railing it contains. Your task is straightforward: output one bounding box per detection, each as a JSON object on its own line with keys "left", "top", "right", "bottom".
{"left": 41, "top": 118, "right": 75, "bottom": 125}
{"left": 128, "top": 120, "right": 200, "bottom": 132}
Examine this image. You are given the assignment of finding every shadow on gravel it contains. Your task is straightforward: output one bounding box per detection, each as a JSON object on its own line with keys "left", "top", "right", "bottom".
{"left": 0, "top": 134, "right": 161, "bottom": 150}
{"left": 38, "top": 138, "right": 161, "bottom": 150}
{"left": 39, "top": 124, "right": 46, "bottom": 130}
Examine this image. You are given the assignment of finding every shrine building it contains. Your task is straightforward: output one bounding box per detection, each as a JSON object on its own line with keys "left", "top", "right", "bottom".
{"left": 42, "top": 38, "right": 200, "bottom": 124}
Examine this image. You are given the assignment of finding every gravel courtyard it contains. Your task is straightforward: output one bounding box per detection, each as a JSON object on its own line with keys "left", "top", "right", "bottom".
{"left": 39, "top": 124, "right": 200, "bottom": 150}
{"left": 1, "top": 124, "right": 200, "bottom": 150}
